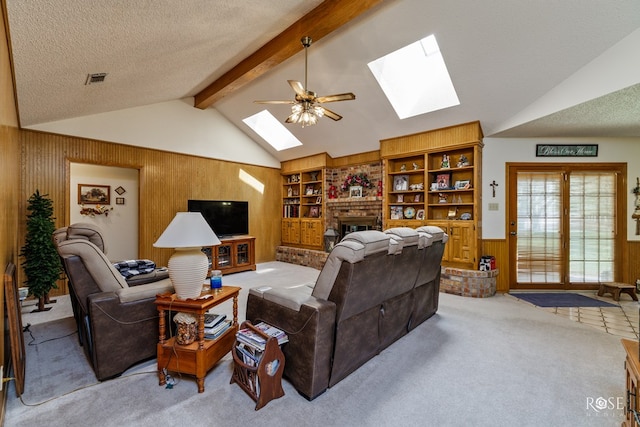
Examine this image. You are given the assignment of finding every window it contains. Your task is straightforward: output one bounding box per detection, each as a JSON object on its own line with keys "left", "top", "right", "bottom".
{"left": 367, "top": 35, "right": 459, "bottom": 119}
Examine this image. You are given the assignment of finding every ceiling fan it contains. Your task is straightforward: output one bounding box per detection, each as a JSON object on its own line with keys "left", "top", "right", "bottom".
{"left": 254, "top": 36, "right": 355, "bottom": 127}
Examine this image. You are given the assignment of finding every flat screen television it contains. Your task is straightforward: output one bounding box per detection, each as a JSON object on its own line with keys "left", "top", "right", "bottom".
{"left": 187, "top": 200, "right": 249, "bottom": 238}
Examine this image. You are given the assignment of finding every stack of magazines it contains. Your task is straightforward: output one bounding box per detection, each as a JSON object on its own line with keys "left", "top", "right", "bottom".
{"left": 203, "top": 313, "right": 231, "bottom": 340}
{"left": 235, "top": 322, "right": 288, "bottom": 369}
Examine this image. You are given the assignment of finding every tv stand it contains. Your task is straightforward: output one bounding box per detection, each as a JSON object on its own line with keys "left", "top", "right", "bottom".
{"left": 210, "top": 235, "right": 256, "bottom": 275}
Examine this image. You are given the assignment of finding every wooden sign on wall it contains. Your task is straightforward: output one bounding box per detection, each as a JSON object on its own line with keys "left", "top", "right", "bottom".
{"left": 536, "top": 144, "right": 598, "bottom": 157}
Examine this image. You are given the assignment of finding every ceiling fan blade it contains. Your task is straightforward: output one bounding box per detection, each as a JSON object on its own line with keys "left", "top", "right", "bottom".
{"left": 254, "top": 100, "right": 295, "bottom": 104}
{"left": 288, "top": 80, "right": 306, "bottom": 97}
{"left": 316, "top": 92, "right": 356, "bottom": 103}
{"left": 321, "top": 107, "right": 343, "bottom": 121}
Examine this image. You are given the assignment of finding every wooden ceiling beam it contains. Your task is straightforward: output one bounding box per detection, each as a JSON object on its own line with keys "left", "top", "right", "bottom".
{"left": 193, "top": 0, "right": 384, "bottom": 110}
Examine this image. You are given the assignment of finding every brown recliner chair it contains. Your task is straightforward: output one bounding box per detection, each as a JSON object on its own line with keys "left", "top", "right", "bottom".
{"left": 54, "top": 223, "right": 173, "bottom": 380}
{"left": 247, "top": 230, "right": 402, "bottom": 400}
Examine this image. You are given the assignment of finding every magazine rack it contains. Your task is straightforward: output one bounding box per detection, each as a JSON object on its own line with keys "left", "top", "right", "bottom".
{"left": 230, "top": 321, "right": 285, "bottom": 410}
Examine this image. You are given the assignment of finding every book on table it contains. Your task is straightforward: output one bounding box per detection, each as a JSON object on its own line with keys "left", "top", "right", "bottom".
{"left": 204, "top": 319, "right": 231, "bottom": 340}
{"left": 204, "top": 313, "right": 226, "bottom": 328}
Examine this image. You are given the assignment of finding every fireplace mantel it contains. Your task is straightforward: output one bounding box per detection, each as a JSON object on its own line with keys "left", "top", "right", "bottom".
{"left": 325, "top": 196, "right": 382, "bottom": 207}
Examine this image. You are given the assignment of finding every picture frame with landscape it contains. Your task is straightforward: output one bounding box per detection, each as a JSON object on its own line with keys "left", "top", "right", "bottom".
{"left": 78, "top": 184, "right": 110, "bottom": 205}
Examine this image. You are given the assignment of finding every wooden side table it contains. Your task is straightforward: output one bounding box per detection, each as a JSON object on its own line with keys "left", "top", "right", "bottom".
{"left": 155, "top": 286, "right": 241, "bottom": 393}
{"left": 622, "top": 339, "right": 640, "bottom": 426}
{"left": 598, "top": 282, "right": 638, "bottom": 301}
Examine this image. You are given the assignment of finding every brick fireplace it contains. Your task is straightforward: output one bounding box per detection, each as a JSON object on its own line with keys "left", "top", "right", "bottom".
{"left": 325, "top": 197, "right": 383, "bottom": 239}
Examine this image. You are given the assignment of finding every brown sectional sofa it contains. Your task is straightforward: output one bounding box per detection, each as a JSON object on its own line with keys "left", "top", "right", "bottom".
{"left": 246, "top": 226, "right": 448, "bottom": 400}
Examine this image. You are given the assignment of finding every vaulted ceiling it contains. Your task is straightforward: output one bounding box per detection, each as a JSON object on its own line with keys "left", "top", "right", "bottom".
{"left": 5, "top": 0, "right": 640, "bottom": 162}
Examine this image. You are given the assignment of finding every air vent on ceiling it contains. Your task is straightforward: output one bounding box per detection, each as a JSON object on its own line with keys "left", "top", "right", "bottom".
{"left": 85, "top": 73, "right": 108, "bottom": 85}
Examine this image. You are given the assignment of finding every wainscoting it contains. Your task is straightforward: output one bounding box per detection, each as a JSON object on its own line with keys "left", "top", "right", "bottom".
{"left": 481, "top": 239, "right": 639, "bottom": 293}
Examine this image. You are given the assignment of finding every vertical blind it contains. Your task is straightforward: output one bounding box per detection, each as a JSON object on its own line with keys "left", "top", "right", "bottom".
{"left": 568, "top": 172, "right": 615, "bottom": 283}
{"left": 516, "top": 170, "right": 616, "bottom": 285}
{"left": 516, "top": 171, "right": 562, "bottom": 283}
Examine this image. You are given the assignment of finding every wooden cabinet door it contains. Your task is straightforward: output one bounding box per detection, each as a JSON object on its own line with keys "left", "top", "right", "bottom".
{"left": 234, "top": 240, "right": 253, "bottom": 267}
{"left": 300, "top": 219, "right": 323, "bottom": 248}
{"left": 282, "top": 219, "right": 300, "bottom": 245}
{"left": 214, "top": 243, "right": 233, "bottom": 271}
{"left": 449, "top": 221, "right": 475, "bottom": 265}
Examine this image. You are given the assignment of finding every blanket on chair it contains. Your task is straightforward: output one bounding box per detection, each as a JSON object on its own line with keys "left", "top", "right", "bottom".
{"left": 112, "top": 259, "right": 156, "bottom": 278}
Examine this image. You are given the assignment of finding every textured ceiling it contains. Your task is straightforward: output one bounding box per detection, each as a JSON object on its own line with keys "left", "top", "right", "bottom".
{"left": 5, "top": 0, "right": 640, "bottom": 162}
{"left": 5, "top": 0, "right": 324, "bottom": 125}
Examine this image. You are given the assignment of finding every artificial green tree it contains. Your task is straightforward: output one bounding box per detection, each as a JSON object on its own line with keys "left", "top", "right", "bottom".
{"left": 20, "top": 190, "right": 62, "bottom": 311}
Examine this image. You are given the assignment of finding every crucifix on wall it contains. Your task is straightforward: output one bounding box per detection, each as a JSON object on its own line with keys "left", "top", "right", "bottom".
{"left": 490, "top": 180, "right": 498, "bottom": 198}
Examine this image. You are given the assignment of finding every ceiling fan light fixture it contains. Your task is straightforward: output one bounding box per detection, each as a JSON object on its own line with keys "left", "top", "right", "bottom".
{"left": 254, "top": 36, "right": 355, "bottom": 127}
{"left": 288, "top": 101, "right": 323, "bottom": 128}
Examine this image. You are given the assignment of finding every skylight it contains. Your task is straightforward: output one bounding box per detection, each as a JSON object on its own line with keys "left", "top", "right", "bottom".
{"left": 242, "top": 110, "right": 303, "bottom": 151}
{"left": 368, "top": 35, "right": 459, "bottom": 119}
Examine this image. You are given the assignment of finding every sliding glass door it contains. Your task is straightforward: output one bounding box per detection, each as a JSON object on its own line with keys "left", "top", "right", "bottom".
{"left": 508, "top": 164, "right": 625, "bottom": 289}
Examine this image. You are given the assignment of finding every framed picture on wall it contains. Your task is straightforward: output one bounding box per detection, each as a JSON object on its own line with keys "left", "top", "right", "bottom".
{"left": 78, "top": 184, "right": 110, "bottom": 205}
{"left": 116, "top": 197, "right": 125, "bottom": 205}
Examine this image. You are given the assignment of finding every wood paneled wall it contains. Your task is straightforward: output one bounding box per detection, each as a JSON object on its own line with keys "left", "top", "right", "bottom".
{"left": 482, "top": 239, "right": 639, "bottom": 292}
{"left": 628, "top": 241, "right": 640, "bottom": 285}
{"left": 19, "top": 130, "right": 282, "bottom": 292}
{"left": 380, "top": 121, "right": 483, "bottom": 158}
{"left": 1, "top": 2, "right": 21, "bottom": 419}
{"left": 481, "top": 239, "right": 509, "bottom": 292}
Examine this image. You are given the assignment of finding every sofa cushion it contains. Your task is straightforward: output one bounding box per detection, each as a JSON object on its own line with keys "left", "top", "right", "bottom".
{"left": 52, "top": 227, "right": 68, "bottom": 247}
{"left": 312, "top": 240, "right": 365, "bottom": 300}
{"left": 387, "top": 237, "right": 403, "bottom": 255}
{"left": 260, "top": 286, "right": 316, "bottom": 312}
{"left": 116, "top": 278, "right": 173, "bottom": 303}
{"left": 416, "top": 231, "right": 434, "bottom": 249}
{"left": 384, "top": 227, "right": 420, "bottom": 247}
{"left": 67, "top": 223, "right": 107, "bottom": 253}
{"left": 416, "top": 225, "right": 445, "bottom": 242}
{"left": 58, "top": 239, "right": 128, "bottom": 292}
{"left": 340, "top": 230, "right": 392, "bottom": 256}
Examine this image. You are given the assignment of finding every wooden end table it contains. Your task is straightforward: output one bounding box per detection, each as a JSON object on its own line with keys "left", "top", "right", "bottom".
{"left": 155, "top": 286, "right": 241, "bottom": 393}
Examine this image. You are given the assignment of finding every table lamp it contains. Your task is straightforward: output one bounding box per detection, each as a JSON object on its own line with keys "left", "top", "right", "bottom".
{"left": 154, "top": 212, "right": 221, "bottom": 299}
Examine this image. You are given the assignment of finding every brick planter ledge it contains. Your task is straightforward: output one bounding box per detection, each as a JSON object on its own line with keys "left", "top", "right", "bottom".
{"left": 440, "top": 267, "right": 499, "bottom": 298}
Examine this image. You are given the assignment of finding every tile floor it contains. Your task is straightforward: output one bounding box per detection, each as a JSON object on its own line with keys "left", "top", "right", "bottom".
{"left": 508, "top": 291, "right": 639, "bottom": 340}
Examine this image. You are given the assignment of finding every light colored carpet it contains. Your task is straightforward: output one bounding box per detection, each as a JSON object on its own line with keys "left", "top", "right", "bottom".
{"left": 5, "top": 262, "right": 628, "bottom": 426}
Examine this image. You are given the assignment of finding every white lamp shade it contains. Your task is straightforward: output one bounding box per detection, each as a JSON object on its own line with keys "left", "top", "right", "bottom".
{"left": 154, "top": 212, "right": 221, "bottom": 299}
{"left": 153, "top": 212, "right": 221, "bottom": 248}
